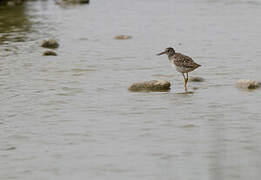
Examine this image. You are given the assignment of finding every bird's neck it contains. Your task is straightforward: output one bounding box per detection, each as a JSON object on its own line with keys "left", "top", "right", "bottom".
{"left": 168, "top": 52, "right": 176, "bottom": 59}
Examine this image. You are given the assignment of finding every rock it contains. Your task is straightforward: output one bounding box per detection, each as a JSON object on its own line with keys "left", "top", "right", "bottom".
{"left": 41, "top": 39, "right": 59, "bottom": 49}
{"left": 7, "top": 1, "right": 16, "bottom": 6}
{"left": 56, "top": 0, "right": 89, "bottom": 4}
{"left": 236, "top": 79, "right": 261, "bottom": 89}
{"left": 114, "top": 35, "right": 132, "bottom": 40}
{"left": 189, "top": 76, "right": 204, "bottom": 82}
{"left": 43, "top": 50, "right": 57, "bottom": 56}
{"left": 76, "top": 0, "right": 89, "bottom": 3}
{"left": 3, "top": 0, "right": 24, "bottom": 6}
{"left": 5, "top": 147, "right": 16, "bottom": 151}
{"left": 192, "top": 87, "right": 199, "bottom": 90}
{"left": 128, "top": 80, "right": 171, "bottom": 92}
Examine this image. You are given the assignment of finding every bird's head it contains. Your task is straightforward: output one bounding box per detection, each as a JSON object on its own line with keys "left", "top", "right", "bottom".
{"left": 157, "top": 47, "right": 175, "bottom": 56}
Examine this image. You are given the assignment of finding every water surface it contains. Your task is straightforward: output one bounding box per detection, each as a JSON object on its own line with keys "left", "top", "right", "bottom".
{"left": 1, "top": 0, "right": 261, "bottom": 179}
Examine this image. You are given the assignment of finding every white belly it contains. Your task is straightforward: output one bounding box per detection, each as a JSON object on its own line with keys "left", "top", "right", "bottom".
{"left": 175, "top": 65, "right": 185, "bottom": 73}
{"left": 169, "top": 61, "right": 185, "bottom": 73}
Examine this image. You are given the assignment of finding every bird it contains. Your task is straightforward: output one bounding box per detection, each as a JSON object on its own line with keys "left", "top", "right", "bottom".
{"left": 157, "top": 47, "right": 201, "bottom": 91}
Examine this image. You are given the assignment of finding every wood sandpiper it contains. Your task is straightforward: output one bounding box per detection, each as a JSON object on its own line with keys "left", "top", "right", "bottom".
{"left": 157, "top": 47, "right": 201, "bottom": 91}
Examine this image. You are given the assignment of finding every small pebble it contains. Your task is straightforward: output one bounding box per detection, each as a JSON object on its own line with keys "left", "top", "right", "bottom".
{"left": 56, "top": 0, "right": 89, "bottom": 4}
{"left": 7, "top": 1, "right": 16, "bottom": 6}
{"left": 114, "top": 35, "right": 132, "bottom": 40}
{"left": 5, "top": 147, "right": 16, "bottom": 151}
{"left": 41, "top": 39, "right": 59, "bottom": 49}
{"left": 189, "top": 76, "right": 205, "bottom": 82}
{"left": 43, "top": 50, "right": 57, "bottom": 56}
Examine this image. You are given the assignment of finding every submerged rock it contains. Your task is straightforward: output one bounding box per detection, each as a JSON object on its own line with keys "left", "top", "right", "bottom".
{"left": 56, "top": 0, "right": 89, "bottom": 5}
{"left": 114, "top": 35, "right": 132, "bottom": 40}
{"left": 5, "top": 147, "right": 16, "bottom": 151}
{"left": 189, "top": 76, "right": 204, "bottom": 82}
{"left": 128, "top": 80, "right": 171, "bottom": 92}
{"left": 236, "top": 79, "right": 261, "bottom": 89}
{"left": 43, "top": 50, "right": 57, "bottom": 56}
{"left": 0, "top": 0, "right": 24, "bottom": 6}
{"left": 41, "top": 39, "right": 59, "bottom": 49}
{"left": 7, "top": 1, "right": 16, "bottom": 6}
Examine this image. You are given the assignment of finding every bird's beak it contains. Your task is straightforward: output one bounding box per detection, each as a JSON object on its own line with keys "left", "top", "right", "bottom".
{"left": 157, "top": 51, "right": 167, "bottom": 56}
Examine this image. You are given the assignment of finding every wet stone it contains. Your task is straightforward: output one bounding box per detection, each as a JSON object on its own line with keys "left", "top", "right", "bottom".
{"left": 189, "top": 76, "right": 204, "bottom": 82}
{"left": 1, "top": 0, "right": 24, "bottom": 6}
{"left": 43, "top": 50, "right": 57, "bottom": 56}
{"left": 7, "top": 1, "right": 16, "bottom": 6}
{"left": 56, "top": 0, "right": 89, "bottom": 5}
{"left": 128, "top": 80, "right": 171, "bottom": 92}
{"left": 236, "top": 79, "right": 261, "bottom": 89}
{"left": 5, "top": 147, "right": 16, "bottom": 151}
{"left": 41, "top": 39, "right": 59, "bottom": 49}
{"left": 114, "top": 35, "right": 132, "bottom": 40}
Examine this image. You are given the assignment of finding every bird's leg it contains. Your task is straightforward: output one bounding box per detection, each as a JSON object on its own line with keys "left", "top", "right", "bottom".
{"left": 182, "top": 73, "right": 187, "bottom": 92}
{"left": 185, "top": 73, "right": 189, "bottom": 91}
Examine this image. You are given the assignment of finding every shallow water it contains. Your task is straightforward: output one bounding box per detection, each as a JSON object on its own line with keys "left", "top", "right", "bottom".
{"left": 1, "top": 0, "right": 261, "bottom": 179}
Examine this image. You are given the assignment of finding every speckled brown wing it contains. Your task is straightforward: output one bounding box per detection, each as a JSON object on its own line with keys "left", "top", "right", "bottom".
{"left": 173, "top": 53, "right": 201, "bottom": 69}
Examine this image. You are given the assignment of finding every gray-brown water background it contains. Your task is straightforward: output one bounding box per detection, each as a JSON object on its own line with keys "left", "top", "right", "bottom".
{"left": 1, "top": 0, "right": 261, "bottom": 179}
